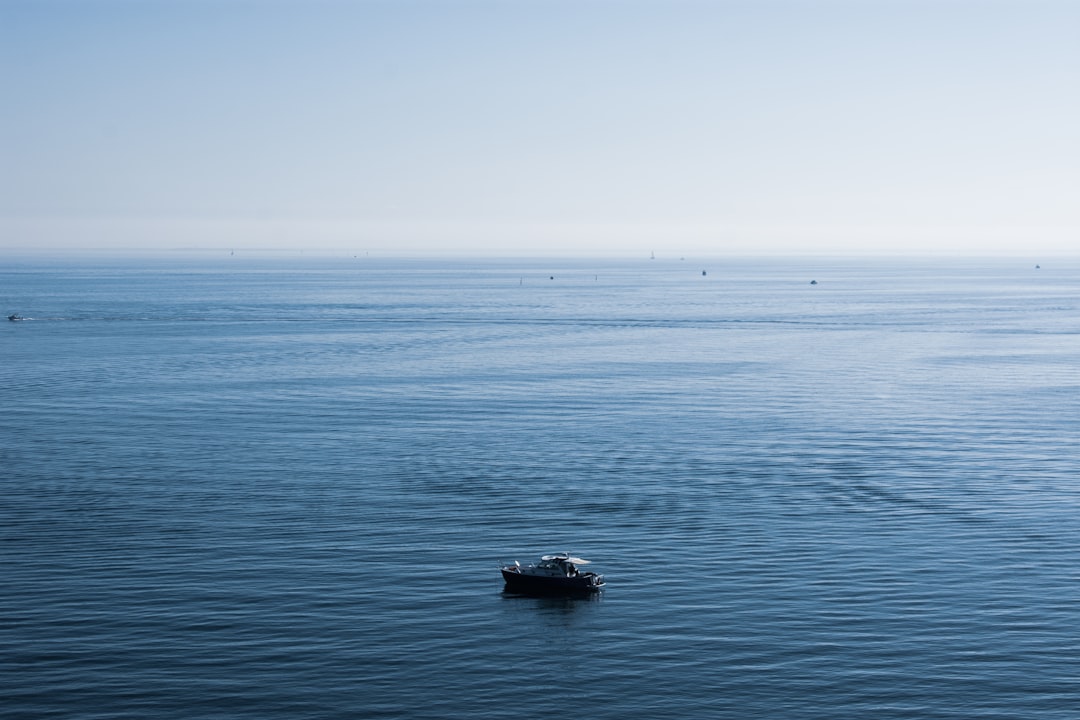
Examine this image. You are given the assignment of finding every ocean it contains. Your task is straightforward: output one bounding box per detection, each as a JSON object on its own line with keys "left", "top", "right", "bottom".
{"left": 3, "top": 255, "right": 1080, "bottom": 719}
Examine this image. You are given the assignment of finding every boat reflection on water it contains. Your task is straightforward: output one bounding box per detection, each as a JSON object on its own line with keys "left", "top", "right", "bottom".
{"left": 500, "top": 588, "right": 604, "bottom": 610}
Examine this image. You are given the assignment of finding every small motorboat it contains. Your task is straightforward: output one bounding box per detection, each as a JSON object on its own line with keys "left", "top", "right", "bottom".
{"left": 501, "top": 553, "right": 605, "bottom": 594}
{"left": 7, "top": 314, "right": 21, "bottom": 322}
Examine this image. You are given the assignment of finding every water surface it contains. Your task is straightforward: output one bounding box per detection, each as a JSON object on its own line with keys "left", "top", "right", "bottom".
{"left": 3, "top": 256, "right": 1080, "bottom": 718}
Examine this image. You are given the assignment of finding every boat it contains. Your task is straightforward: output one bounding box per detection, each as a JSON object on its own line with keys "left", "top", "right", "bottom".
{"left": 7, "top": 314, "right": 21, "bottom": 321}
{"left": 500, "top": 553, "right": 605, "bottom": 593}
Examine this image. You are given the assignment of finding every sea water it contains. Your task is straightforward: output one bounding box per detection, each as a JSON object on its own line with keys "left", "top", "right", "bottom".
{"left": 3, "top": 255, "right": 1080, "bottom": 719}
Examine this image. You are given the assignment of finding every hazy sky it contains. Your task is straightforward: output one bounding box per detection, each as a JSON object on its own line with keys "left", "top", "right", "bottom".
{"left": 2, "top": 0, "right": 1077, "bottom": 256}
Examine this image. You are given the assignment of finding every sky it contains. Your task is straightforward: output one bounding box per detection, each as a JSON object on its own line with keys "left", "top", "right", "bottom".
{"left": 1, "top": 0, "right": 1077, "bottom": 257}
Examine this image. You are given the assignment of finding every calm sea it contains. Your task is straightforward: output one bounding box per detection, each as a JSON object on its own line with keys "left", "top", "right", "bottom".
{"left": 3, "top": 255, "right": 1080, "bottom": 719}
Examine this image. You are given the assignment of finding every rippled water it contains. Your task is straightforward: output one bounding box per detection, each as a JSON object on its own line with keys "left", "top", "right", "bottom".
{"left": 3, "top": 255, "right": 1080, "bottom": 718}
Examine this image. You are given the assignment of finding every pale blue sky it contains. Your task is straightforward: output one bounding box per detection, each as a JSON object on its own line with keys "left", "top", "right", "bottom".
{"left": 2, "top": 0, "right": 1077, "bottom": 256}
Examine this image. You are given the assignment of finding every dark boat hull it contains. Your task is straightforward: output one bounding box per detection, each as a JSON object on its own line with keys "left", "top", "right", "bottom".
{"left": 501, "top": 568, "right": 604, "bottom": 594}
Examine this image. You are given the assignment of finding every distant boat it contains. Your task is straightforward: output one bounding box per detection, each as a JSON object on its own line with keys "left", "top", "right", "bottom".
{"left": 7, "top": 314, "right": 21, "bottom": 321}
{"left": 810, "top": 280, "right": 818, "bottom": 285}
